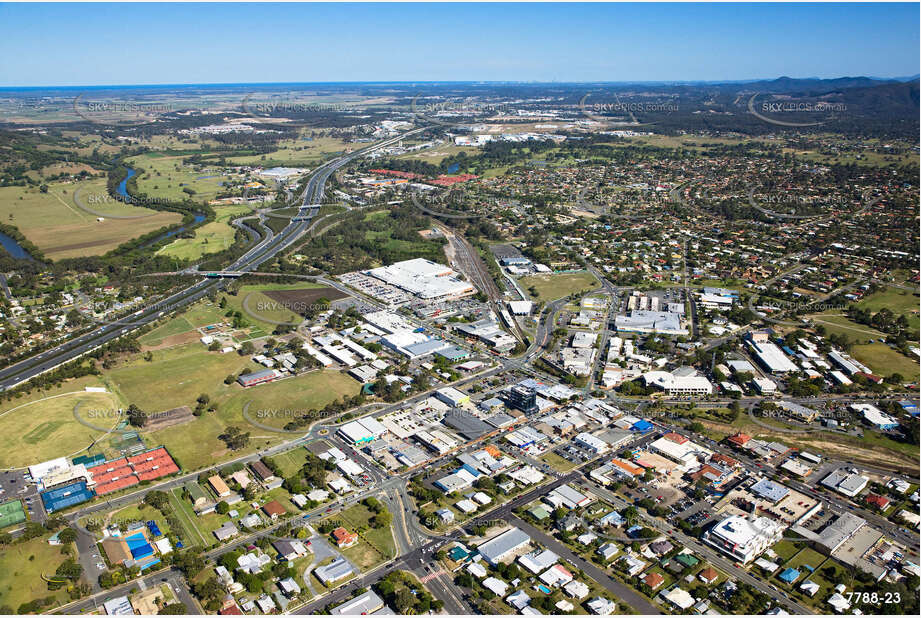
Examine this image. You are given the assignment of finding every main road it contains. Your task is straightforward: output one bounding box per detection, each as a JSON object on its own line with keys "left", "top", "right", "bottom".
{"left": 0, "top": 129, "right": 426, "bottom": 392}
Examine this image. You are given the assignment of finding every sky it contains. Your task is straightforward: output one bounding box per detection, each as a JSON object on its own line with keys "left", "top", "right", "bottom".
{"left": 0, "top": 2, "right": 918, "bottom": 86}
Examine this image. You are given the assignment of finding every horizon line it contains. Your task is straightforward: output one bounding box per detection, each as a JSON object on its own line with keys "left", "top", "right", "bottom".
{"left": 2, "top": 75, "right": 919, "bottom": 90}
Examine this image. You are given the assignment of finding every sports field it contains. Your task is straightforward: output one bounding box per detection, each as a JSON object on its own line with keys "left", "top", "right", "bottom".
{"left": 806, "top": 312, "right": 886, "bottom": 344}
{"left": 157, "top": 204, "right": 251, "bottom": 260}
{"left": 0, "top": 180, "right": 181, "bottom": 260}
{"left": 520, "top": 271, "right": 600, "bottom": 301}
{"left": 0, "top": 377, "right": 123, "bottom": 468}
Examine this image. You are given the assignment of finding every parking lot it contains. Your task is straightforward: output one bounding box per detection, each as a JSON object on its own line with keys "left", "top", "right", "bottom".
{"left": 0, "top": 468, "right": 44, "bottom": 523}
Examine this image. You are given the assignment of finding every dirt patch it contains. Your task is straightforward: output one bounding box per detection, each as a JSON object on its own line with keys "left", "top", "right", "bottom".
{"left": 262, "top": 287, "right": 348, "bottom": 314}
{"left": 143, "top": 406, "right": 195, "bottom": 432}
{"left": 699, "top": 419, "right": 915, "bottom": 474}
{"left": 142, "top": 331, "right": 200, "bottom": 352}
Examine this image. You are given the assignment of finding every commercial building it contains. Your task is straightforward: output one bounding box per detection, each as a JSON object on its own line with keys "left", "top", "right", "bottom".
{"left": 330, "top": 590, "right": 387, "bottom": 615}
{"left": 504, "top": 385, "right": 538, "bottom": 414}
{"left": 747, "top": 340, "right": 798, "bottom": 374}
{"left": 851, "top": 403, "right": 899, "bottom": 430}
{"left": 642, "top": 371, "right": 713, "bottom": 396}
{"left": 237, "top": 369, "right": 284, "bottom": 387}
{"left": 821, "top": 469, "right": 869, "bottom": 497}
{"left": 615, "top": 310, "right": 688, "bottom": 335}
{"left": 454, "top": 318, "right": 516, "bottom": 352}
{"left": 477, "top": 527, "right": 531, "bottom": 565}
{"left": 703, "top": 515, "right": 785, "bottom": 564}
{"left": 435, "top": 387, "right": 470, "bottom": 408}
{"left": 338, "top": 418, "right": 387, "bottom": 445}
{"left": 314, "top": 557, "right": 356, "bottom": 585}
{"left": 364, "top": 258, "right": 475, "bottom": 301}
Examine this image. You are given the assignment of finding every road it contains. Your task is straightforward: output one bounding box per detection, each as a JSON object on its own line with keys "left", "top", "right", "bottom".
{"left": 0, "top": 128, "right": 426, "bottom": 392}
{"left": 52, "top": 568, "right": 199, "bottom": 615}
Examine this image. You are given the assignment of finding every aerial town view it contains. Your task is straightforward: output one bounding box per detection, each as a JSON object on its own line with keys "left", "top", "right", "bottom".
{"left": 0, "top": 0, "right": 918, "bottom": 616}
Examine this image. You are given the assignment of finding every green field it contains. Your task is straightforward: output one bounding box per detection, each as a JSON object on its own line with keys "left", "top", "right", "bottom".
{"left": 0, "top": 378, "right": 123, "bottom": 468}
{"left": 223, "top": 282, "right": 331, "bottom": 331}
{"left": 221, "top": 134, "right": 350, "bottom": 166}
{"left": 105, "top": 342, "right": 254, "bottom": 413}
{"left": 131, "top": 365, "right": 357, "bottom": 471}
{"left": 857, "top": 288, "right": 920, "bottom": 330}
{"left": 850, "top": 343, "right": 920, "bottom": 382}
{"left": 0, "top": 534, "right": 71, "bottom": 611}
{"left": 128, "top": 153, "right": 228, "bottom": 202}
{"left": 807, "top": 312, "right": 887, "bottom": 344}
{"left": 271, "top": 448, "right": 309, "bottom": 477}
{"left": 157, "top": 204, "right": 251, "bottom": 261}
{"left": 520, "top": 271, "right": 600, "bottom": 301}
{"left": 0, "top": 180, "right": 181, "bottom": 260}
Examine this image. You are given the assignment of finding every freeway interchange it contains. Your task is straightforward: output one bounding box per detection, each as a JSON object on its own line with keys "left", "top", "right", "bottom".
{"left": 0, "top": 129, "right": 425, "bottom": 393}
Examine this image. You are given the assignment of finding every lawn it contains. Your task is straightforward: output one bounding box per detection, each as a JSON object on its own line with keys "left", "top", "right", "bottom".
{"left": 142, "top": 368, "right": 357, "bottom": 471}
{"left": 0, "top": 378, "right": 123, "bottom": 468}
{"left": 0, "top": 534, "right": 71, "bottom": 611}
{"left": 167, "top": 488, "right": 208, "bottom": 547}
{"left": 330, "top": 503, "right": 396, "bottom": 567}
{"left": 857, "top": 288, "right": 920, "bottom": 330}
{"left": 520, "top": 271, "right": 600, "bottom": 301}
{"left": 850, "top": 343, "right": 920, "bottom": 382}
{"left": 540, "top": 451, "right": 578, "bottom": 472}
{"left": 157, "top": 204, "right": 251, "bottom": 261}
{"left": 0, "top": 180, "right": 181, "bottom": 260}
{"left": 785, "top": 547, "right": 828, "bottom": 574}
{"left": 771, "top": 539, "right": 802, "bottom": 563}
{"left": 138, "top": 315, "right": 196, "bottom": 346}
{"left": 271, "top": 448, "right": 309, "bottom": 477}
{"left": 104, "top": 342, "right": 255, "bottom": 413}
{"left": 806, "top": 312, "right": 886, "bottom": 344}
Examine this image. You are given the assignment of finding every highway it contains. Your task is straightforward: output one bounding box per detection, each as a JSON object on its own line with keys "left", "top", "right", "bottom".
{"left": 0, "top": 129, "right": 425, "bottom": 392}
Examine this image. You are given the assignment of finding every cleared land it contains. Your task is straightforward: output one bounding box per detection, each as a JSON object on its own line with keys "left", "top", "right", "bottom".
{"left": 850, "top": 343, "right": 920, "bottom": 382}
{"left": 520, "top": 271, "right": 600, "bottom": 301}
{"left": 0, "top": 180, "right": 180, "bottom": 260}
{"left": 157, "top": 204, "right": 251, "bottom": 260}
{"left": 0, "top": 378, "right": 123, "bottom": 468}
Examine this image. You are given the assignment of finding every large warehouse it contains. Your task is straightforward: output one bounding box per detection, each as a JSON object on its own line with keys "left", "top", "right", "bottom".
{"left": 364, "top": 258, "right": 476, "bottom": 301}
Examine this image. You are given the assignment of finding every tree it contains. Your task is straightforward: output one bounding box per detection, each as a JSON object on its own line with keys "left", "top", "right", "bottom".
{"left": 219, "top": 426, "right": 250, "bottom": 450}
{"left": 58, "top": 528, "right": 77, "bottom": 544}
{"left": 216, "top": 501, "right": 230, "bottom": 515}
{"left": 158, "top": 604, "right": 188, "bottom": 615}
{"left": 126, "top": 404, "right": 147, "bottom": 428}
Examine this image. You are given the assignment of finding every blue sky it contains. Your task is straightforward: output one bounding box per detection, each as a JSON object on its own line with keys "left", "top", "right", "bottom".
{"left": 0, "top": 2, "right": 917, "bottom": 86}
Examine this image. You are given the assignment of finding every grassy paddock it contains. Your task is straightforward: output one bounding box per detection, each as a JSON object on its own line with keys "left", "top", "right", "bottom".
{"left": 520, "top": 271, "right": 600, "bottom": 301}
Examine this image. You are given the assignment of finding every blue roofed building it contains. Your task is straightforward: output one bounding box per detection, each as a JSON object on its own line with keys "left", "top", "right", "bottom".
{"left": 41, "top": 481, "right": 94, "bottom": 513}
{"left": 778, "top": 568, "right": 801, "bottom": 584}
